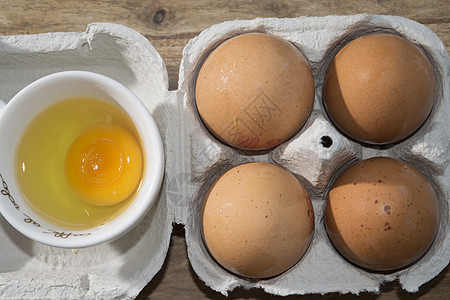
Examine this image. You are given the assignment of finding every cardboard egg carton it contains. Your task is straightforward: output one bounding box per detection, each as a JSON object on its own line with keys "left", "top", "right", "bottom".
{"left": 0, "top": 23, "right": 172, "bottom": 299}
{"left": 0, "top": 14, "right": 448, "bottom": 299}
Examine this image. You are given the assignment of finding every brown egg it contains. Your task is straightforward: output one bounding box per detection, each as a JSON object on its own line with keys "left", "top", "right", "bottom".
{"left": 195, "top": 33, "right": 315, "bottom": 150}
{"left": 325, "top": 157, "right": 439, "bottom": 271}
{"left": 201, "top": 162, "right": 314, "bottom": 278}
{"left": 323, "top": 33, "right": 436, "bottom": 144}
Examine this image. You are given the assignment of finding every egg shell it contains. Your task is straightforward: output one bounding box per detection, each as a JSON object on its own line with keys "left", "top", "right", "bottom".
{"left": 195, "top": 32, "right": 315, "bottom": 150}
{"left": 201, "top": 162, "right": 314, "bottom": 279}
{"left": 325, "top": 157, "right": 440, "bottom": 271}
{"left": 323, "top": 33, "right": 436, "bottom": 145}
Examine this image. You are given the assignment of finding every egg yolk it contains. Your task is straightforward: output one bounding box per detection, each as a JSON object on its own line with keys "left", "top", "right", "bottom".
{"left": 65, "top": 124, "right": 143, "bottom": 206}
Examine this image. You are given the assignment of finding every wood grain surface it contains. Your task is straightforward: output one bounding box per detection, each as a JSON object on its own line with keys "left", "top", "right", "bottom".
{"left": 1, "top": 1, "right": 449, "bottom": 299}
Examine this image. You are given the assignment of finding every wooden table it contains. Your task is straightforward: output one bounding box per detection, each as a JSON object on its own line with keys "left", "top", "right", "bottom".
{"left": 1, "top": 1, "right": 448, "bottom": 299}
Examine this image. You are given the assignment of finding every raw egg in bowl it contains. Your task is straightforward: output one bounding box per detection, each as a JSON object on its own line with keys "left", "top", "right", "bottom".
{"left": 0, "top": 71, "right": 164, "bottom": 248}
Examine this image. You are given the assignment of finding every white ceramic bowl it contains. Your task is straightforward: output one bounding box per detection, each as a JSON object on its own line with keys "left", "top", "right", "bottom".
{"left": 0, "top": 71, "right": 165, "bottom": 248}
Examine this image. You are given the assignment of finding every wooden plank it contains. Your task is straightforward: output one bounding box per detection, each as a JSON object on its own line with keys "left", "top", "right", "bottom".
{"left": 1, "top": 1, "right": 448, "bottom": 38}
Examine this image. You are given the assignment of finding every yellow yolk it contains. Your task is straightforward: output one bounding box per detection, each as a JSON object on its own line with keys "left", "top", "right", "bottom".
{"left": 65, "top": 124, "right": 143, "bottom": 206}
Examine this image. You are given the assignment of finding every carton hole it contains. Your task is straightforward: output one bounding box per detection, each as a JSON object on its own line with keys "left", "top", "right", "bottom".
{"left": 320, "top": 136, "right": 333, "bottom": 148}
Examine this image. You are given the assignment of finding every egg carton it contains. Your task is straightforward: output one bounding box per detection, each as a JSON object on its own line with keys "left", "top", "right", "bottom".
{"left": 0, "top": 23, "right": 172, "bottom": 299}
{"left": 0, "top": 14, "right": 448, "bottom": 299}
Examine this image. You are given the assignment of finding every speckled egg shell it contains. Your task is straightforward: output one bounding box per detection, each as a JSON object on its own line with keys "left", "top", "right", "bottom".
{"left": 325, "top": 157, "right": 439, "bottom": 271}
{"left": 195, "top": 32, "right": 315, "bottom": 150}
